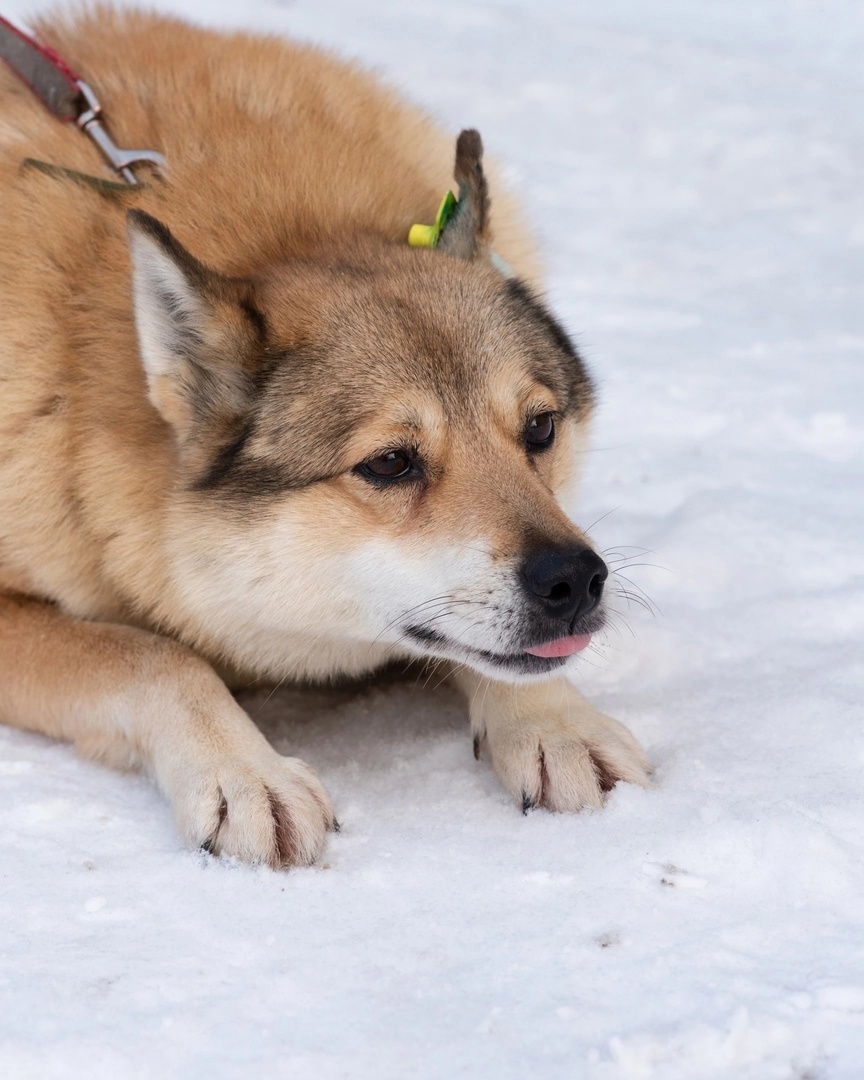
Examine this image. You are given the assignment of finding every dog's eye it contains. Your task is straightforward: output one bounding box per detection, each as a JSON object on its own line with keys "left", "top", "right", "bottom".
{"left": 358, "top": 451, "right": 413, "bottom": 482}
{"left": 525, "top": 412, "right": 555, "bottom": 451}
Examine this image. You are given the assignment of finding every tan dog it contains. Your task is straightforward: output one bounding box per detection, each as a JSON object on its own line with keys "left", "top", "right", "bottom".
{"left": 0, "top": 8, "right": 650, "bottom": 867}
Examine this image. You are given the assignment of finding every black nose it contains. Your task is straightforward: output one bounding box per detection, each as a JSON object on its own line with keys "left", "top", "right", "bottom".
{"left": 520, "top": 547, "right": 608, "bottom": 625}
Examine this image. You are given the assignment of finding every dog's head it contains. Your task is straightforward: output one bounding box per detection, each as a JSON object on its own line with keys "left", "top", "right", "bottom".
{"left": 128, "top": 132, "right": 607, "bottom": 682}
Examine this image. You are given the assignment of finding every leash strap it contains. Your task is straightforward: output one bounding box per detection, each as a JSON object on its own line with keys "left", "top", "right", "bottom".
{"left": 20, "top": 156, "right": 142, "bottom": 195}
{"left": 0, "top": 14, "right": 81, "bottom": 119}
{"left": 0, "top": 14, "right": 165, "bottom": 185}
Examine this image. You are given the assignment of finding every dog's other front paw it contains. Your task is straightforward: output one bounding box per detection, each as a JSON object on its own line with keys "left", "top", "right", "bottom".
{"left": 173, "top": 750, "right": 336, "bottom": 868}
{"left": 485, "top": 710, "right": 651, "bottom": 813}
{"left": 149, "top": 678, "right": 336, "bottom": 868}
{"left": 468, "top": 678, "right": 651, "bottom": 813}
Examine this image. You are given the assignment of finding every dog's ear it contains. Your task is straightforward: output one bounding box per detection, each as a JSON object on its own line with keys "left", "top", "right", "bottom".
{"left": 437, "top": 129, "right": 490, "bottom": 261}
{"left": 127, "top": 210, "right": 264, "bottom": 453}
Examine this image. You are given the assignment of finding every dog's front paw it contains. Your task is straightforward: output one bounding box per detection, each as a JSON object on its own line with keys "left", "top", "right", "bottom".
{"left": 141, "top": 664, "right": 338, "bottom": 868}
{"left": 477, "top": 705, "right": 651, "bottom": 814}
{"left": 159, "top": 740, "right": 336, "bottom": 868}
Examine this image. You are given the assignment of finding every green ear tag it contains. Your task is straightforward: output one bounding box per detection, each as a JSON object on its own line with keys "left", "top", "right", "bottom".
{"left": 408, "top": 190, "right": 458, "bottom": 248}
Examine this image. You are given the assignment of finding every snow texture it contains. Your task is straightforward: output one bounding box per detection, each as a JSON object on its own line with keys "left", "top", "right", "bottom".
{"left": 2, "top": 1, "right": 863, "bottom": 1077}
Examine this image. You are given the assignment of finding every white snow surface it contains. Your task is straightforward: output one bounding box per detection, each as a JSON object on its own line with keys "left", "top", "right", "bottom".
{"left": 2, "top": 1, "right": 863, "bottom": 1077}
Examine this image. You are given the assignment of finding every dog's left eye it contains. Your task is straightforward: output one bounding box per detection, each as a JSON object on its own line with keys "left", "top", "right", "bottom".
{"left": 357, "top": 451, "right": 414, "bottom": 482}
{"left": 525, "top": 412, "right": 555, "bottom": 451}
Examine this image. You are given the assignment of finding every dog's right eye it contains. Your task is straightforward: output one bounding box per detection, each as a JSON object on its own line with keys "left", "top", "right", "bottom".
{"left": 357, "top": 451, "right": 414, "bottom": 482}
{"left": 525, "top": 411, "right": 555, "bottom": 451}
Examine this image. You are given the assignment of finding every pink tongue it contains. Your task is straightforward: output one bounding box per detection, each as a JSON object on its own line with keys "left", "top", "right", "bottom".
{"left": 525, "top": 634, "right": 592, "bottom": 659}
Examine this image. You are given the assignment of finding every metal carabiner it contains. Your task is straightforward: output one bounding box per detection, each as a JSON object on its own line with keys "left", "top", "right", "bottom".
{"left": 76, "top": 81, "right": 166, "bottom": 186}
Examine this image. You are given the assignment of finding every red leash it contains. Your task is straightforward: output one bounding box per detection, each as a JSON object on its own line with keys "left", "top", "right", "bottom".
{"left": 0, "top": 13, "right": 165, "bottom": 185}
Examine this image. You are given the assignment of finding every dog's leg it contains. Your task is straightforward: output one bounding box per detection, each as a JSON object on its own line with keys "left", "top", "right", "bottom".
{"left": 452, "top": 667, "right": 651, "bottom": 811}
{"left": 0, "top": 591, "right": 335, "bottom": 865}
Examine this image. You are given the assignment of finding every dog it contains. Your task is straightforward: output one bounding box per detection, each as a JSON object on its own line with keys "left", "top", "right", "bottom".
{"left": 0, "top": 7, "right": 651, "bottom": 867}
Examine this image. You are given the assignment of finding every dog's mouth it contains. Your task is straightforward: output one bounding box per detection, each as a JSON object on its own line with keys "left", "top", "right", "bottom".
{"left": 403, "top": 622, "right": 598, "bottom": 675}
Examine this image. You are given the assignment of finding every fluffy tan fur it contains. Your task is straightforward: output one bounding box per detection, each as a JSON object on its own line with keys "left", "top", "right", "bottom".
{"left": 0, "top": 8, "right": 650, "bottom": 868}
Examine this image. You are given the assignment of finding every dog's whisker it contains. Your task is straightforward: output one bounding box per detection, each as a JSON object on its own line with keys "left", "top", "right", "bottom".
{"left": 602, "top": 544, "right": 655, "bottom": 557}
{"left": 418, "top": 657, "right": 450, "bottom": 693}
{"left": 429, "top": 661, "right": 466, "bottom": 694}
{"left": 257, "top": 671, "right": 292, "bottom": 711}
{"left": 604, "top": 610, "right": 637, "bottom": 640}
{"left": 371, "top": 597, "right": 455, "bottom": 647}
{"left": 603, "top": 551, "right": 654, "bottom": 565}
{"left": 616, "top": 586, "right": 660, "bottom": 619}
{"left": 613, "top": 590, "right": 655, "bottom": 617}
{"left": 583, "top": 506, "right": 622, "bottom": 533}
{"left": 611, "top": 560, "right": 671, "bottom": 574}
{"left": 371, "top": 596, "right": 488, "bottom": 649}
{"left": 612, "top": 573, "right": 661, "bottom": 617}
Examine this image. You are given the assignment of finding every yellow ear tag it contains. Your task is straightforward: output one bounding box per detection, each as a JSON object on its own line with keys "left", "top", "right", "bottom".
{"left": 408, "top": 190, "right": 458, "bottom": 248}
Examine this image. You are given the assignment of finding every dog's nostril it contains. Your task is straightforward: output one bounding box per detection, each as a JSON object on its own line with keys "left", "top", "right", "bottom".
{"left": 548, "top": 581, "right": 571, "bottom": 603}
{"left": 588, "top": 573, "right": 605, "bottom": 601}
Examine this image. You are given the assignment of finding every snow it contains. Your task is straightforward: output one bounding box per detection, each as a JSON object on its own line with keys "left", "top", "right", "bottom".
{"left": 2, "top": 0, "right": 863, "bottom": 1077}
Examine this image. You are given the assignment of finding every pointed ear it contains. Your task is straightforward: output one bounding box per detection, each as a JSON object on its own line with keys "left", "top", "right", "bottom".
{"left": 437, "top": 129, "right": 490, "bottom": 261}
{"left": 127, "top": 210, "right": 265, "bottom": 455}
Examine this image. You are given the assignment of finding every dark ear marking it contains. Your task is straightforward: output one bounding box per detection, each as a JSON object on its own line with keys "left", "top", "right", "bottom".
{"left": 239, "top": 297, "right": 268, "bottom": 343}
{"left": 190, "top": 350, "right": 287, "bottom": 494}
{"left": 192, "top": 420, "right": 255, "bottom": 491}
{"left": 438, "top": 128, "right": 490, "bottom": 261}
{"left": 127, "top": 209, "right": 213, "bottom": 291}
{"left": 505, "top": 279, "right": 580, "bottom": 363}
{"left": 504, "top": 278, "right": 595, "bottom": 415}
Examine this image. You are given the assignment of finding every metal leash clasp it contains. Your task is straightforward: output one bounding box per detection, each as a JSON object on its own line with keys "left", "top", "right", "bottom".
{"left": 76, "top": 81, "right": 165, "bottom": 186}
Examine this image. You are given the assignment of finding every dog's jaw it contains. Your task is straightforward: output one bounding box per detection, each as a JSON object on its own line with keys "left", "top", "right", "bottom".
{"left": 401, "top": 610, "right": 607, "bottom": 684}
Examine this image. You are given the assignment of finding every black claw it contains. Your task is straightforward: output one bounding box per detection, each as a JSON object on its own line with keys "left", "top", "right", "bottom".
{"left": 522, "top": 792, "right": 536, "bottom": 815}
{"left": 331, "top": 818, "right": 341, "bottom": 833}
{"left": 473, "top": 735, "right": 481, "bottom": 761}
{"left": 200, "top": 838, "right": 215, "bottom": 854}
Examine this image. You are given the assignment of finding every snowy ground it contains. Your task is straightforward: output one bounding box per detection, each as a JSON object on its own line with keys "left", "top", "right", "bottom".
{"left": 2, "top": 0, "right": 863, "bottom": 1077}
